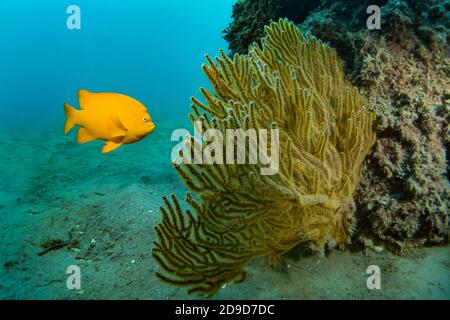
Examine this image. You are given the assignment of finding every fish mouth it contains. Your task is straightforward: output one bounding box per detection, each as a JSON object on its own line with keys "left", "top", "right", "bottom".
{"left": 136, "top": 126, "right": 155, "bottom": 139}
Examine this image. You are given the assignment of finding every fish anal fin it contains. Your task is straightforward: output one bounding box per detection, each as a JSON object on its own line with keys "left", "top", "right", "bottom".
{"left": 102, "top": 141, "right": 123, "bottom": 154}
{"left": 77, "top": 128, "right": 97, "bottom": 144}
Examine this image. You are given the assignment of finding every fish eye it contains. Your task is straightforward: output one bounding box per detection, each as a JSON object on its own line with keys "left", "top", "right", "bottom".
{"left": 143, "top": 117, "right": 148, "bottom": 122}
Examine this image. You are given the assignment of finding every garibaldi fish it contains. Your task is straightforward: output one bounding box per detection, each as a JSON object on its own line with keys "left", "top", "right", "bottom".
{"left": 64, "top": 90, "right": 155, "bottom": 153}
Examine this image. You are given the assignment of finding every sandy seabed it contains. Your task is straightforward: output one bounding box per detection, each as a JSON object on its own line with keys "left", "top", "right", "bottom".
{"left": 0, "top": 117, "right": 448, "bottom": 300}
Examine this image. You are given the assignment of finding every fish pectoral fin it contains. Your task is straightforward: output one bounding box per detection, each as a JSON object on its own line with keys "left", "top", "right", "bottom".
{"left": 112, "top": 113, "right": 128, "bottom": 132}
{"left": 77, "top": 128, "right": 97, "bottom": 144}
{"left": 101, "top": 141, "right": 123, "bottom": 154}
{"left": 107, "top": 118, "right": 127, "bottom": 139}
{"left": 110, "top": 130, "right": 126, "bottom": 140}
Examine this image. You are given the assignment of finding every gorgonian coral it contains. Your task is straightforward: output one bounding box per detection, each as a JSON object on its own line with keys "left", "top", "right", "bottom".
{"left": 152, "top": 19, "right": 376, "bottom": 296}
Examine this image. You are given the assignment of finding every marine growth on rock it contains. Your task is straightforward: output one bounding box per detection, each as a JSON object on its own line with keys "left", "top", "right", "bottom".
{"left": 223, "top": 0, "right": 450, "bottom": 250}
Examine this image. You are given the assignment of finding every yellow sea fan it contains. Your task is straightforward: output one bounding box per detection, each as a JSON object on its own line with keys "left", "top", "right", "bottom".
{"left": 152, "top": 19, "right": 376, "bottom": 297}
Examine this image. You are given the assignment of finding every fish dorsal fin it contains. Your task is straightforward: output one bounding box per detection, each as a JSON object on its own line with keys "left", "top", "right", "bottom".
{"left": 102, "top": 141, "right": 123, "bottom": 154}
{"left": 77, "top": 128, "right": 97, "bottom": 144}
{"left": 78, "top": 89, "right": 94, "bottom": 110}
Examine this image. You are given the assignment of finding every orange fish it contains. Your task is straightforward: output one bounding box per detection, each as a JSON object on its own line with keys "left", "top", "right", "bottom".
{"left": 64, "top": 90, "right": 155, "bottom": 153}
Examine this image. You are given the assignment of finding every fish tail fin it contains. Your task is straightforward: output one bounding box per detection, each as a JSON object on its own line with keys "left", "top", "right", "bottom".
{"left": 63, "top": 103, "right": 79, "bottom": 134}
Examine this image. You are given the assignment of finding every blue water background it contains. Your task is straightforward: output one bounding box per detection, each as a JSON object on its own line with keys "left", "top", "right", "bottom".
{"left": 0, "top": 0, "right": 235, "bottom": 130}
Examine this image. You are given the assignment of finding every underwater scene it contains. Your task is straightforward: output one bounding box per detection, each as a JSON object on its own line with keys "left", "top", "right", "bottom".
{"left": 0, "top": 0, "right": 449, "bottom": 301}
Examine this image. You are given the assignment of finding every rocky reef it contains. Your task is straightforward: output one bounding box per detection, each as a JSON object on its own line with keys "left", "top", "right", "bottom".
{"left": 223, "top": 0, "right": 323, "bottom": 55}
{"left": 223, "top": 0, "right": 449, "bottom": 250}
